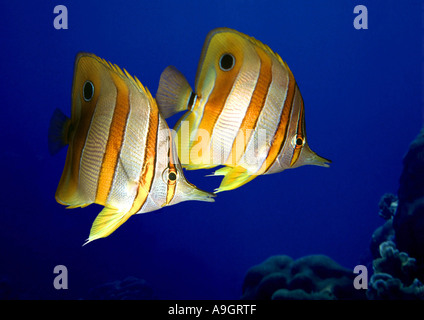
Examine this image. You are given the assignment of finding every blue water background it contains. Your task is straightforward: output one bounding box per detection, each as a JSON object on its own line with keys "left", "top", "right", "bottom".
{"left": 0, "top": 0, "right": 422, "bottom": 299}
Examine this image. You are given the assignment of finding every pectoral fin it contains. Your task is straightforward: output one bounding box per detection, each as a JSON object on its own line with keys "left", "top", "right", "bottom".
{"left": 84, "top": 207, "right": 133, "bottom": 245}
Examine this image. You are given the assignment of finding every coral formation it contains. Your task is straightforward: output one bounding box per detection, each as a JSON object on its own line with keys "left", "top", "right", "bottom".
{"left": 82, "top": 276, "right": 155, "bottom": 300}
{"left": 378, "top": 193, "right": 398, "bottom": 220}
{"left": 370, "top": 194, "right": 397, "bottom": 259}
{"left": 374, "top": 241, "right": 417, "bottom": 283}
{"left": 393, "top": 128, "right": 424, "bottom": 265}
{"left": 367, "top": 240, "right": 424, "bottom": 300}
{"left": 241, "top": 255, "right": 366, "bottom": 300}
{"left": 367, "top": 273, "right": 424, "bottom": 300}
{"left": 366, "top": 128, "right": 424, "bottom": 300}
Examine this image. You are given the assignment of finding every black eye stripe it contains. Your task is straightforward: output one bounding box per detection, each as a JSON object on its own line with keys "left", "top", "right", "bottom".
{"left": 83, "top": 81, "right": 94, "bottom": 102}
{"left": 219, "top": 53, "right": 235, "bottom": 71}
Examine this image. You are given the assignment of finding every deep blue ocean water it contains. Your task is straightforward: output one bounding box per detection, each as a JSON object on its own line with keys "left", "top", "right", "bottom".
{"left": 0, "top": 0, "right": 422, "bottom": 299}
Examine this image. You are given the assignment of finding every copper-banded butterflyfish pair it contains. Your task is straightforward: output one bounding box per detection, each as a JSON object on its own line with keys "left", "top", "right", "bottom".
{"left": 49, "top": 53, "right": 215, "bottom": 244}
{"left": 156, "top": 27, "right": 331, "bottom": 193}
{"left": 50, "top": 27, "right": 330, "bottom": 243}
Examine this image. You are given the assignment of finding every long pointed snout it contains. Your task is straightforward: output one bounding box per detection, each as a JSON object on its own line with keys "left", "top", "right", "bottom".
{"left": 291, "top": 143, "right": 331, "bottom": 168}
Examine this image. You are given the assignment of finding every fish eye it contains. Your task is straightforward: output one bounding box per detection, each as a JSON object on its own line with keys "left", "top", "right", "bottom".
{"left": 162, "top": 168, "right": 178, "bottom": 184}
{"left": 168, "top": 171, "right": 177, "bottom": 181}
{"left": 83, "top": 81, "right": 94, "bottom": 102}
{"left": 219, "top": 53, "right": 235, "bottom": 71}
{"left": 291, "top": 135, "right": 305, "bottom": 148}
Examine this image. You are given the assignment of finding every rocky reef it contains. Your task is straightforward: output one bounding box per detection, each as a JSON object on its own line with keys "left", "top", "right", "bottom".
{"left": 366, "top": 128, "right": 424, "bottom": 299}
{"left": 241, "top": 255, "right": 367, "bottom": 300}
{"left": 242, "top": 127, "right": 424, "bottom": 300}
{"left": 393, "top": 128, "right": 424, "bottom": 266}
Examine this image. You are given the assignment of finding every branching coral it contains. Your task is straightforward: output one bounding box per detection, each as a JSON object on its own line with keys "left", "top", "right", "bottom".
{"left": 374, "top": 241, "right": 417, "bottom": 283}
{"left": 367, "top": 241, "right": 424, "bottom": 300}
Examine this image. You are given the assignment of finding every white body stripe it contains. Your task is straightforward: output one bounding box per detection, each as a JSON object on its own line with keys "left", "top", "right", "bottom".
{"left": 78, "top": 83, "right": 116, "bottom": 202}
{"left": 106, "top": 90, "right": 151, "bottom": 211}
{"left": 239, "top": 55, "right": 290, "bottom": 173}
{"left": 266, "top": 86, "right": 302, "bottom": 174}
{"left": 137, "top": 115, "right": 169, "bottom": 213}
{"left": 209, "top": 47, "right": 260, "bottom": 166}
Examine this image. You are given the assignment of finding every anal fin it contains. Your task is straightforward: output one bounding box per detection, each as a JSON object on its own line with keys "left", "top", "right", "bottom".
{"left": 83, "top": 207, "right": 132, "bottom": 245}
{"left": 184, "top": 163, "right": 218, "bottom": 171}
{"left": 214, "top": 166, "right": 257, "bottom": 193}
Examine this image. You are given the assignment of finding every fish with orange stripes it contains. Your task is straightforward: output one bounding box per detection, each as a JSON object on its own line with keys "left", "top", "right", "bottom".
{"left": 156, "top": 27, "right": 331, "bottom": 193}
{"left": 49, "top": 53, "right": 215, "bottom": 244}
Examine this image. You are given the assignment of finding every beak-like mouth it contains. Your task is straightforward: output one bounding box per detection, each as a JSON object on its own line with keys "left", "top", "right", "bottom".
{"left": 291, "top": 142, "right": 331, "bottom": 168}
{"left": 186, "top": 182, "right": 216, "bottom": 202}
{"left": 311, "top": 153, "right": 331, "bottom": 168}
